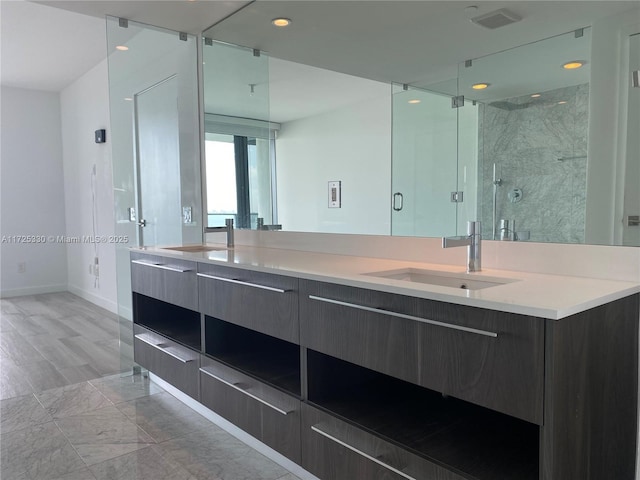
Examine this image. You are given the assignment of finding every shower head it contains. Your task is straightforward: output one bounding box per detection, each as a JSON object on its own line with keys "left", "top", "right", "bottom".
{"left": 488, "top": 100, "right": 534, "bottom": 111}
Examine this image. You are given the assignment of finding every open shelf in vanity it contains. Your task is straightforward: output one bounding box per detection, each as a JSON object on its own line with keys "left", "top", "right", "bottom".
{"left": 204, "top": 315, "right": 301, "bottom": 397}
{"left": 132, "top": 293, "right": 201, "bottom": 351}
{"left": 306, "top": 350, "right": 539, "bottom": 480}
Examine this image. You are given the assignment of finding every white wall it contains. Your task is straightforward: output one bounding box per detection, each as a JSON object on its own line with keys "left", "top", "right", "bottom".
{"left": 276, "top": 94, "right": 391, "bottom": 235}
{"left": 0, "top": 86, "right": 68, "bottom": 296}
{"left": 60, "top": 60, "right": 117, "bottom": 313}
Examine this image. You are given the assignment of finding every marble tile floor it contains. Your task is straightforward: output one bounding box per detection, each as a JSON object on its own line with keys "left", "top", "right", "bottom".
{"left": 1, "top": 293, "right": 303, "bottom": 479}
{"left": 1, "top": 373, "right": 302, "bottom": 479}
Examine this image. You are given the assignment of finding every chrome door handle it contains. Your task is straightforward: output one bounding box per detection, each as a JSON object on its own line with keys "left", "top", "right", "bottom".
{"left": 137, "top": 219, "right": 148, "bottom": 227}
{"left": 393, "top": 192, "right": 404, "bottom": 211}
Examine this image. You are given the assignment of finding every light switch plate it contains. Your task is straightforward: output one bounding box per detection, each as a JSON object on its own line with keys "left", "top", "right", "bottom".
{"left": 328, "top": 181, "right": 341, "bottom": 208}
{"left": 128, "top": 207, "right": 136, "bottom": 222}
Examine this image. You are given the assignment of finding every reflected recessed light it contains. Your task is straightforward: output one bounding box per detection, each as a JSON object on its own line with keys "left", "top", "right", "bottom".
{"left": 116, "top": 45, "right": 129, "bottom": 51}
{"left": 563, "top": 61, "right": 584, "bottom": 70}
{"left": 531, "top": 93, "right": 541, "bottom": 98}
{"left": 408, "top": 99, "right": 421, "bottom": 104}
{"left": 557, "top": 101, "right": 568, "bottom": 105}
{"left": 124, "top": 97, "right": 133, "bottom": 101}
{"left": 272, "top": 18, "right": 292, "bottom": 27}
{"left": 472, "top": 82, "right": 490, "bottom": 90}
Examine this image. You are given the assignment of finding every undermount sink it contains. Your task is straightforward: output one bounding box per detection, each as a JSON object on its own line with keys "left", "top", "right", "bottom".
{"left": 364, "top": 268, "right": 519, "bottom": 291}
{"left": 162, "top": 245, "right": 226, "bottom": 253}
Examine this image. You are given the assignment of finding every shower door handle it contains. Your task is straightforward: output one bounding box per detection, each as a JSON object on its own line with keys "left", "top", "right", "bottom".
{"left": 393, "top": 192, "right": 404, "bottom": 211}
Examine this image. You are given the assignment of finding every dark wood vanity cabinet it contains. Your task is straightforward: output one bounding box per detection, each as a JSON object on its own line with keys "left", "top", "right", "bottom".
{"left": 198, "top": 263, "right": 299, "bottom": 343}
{"left": 299, "top": 279, "right": 545, "bottom": 425}
{"left": 300, "top": 281, "right": 638, "bottom": 480}
{"left": 200, "top": 357, "right": 302, "bottom": 462}
{"left": 130, "top": 252, "right": 639, "bottom": 480}
{"left": 133, "top": 324, "right": 200, "bottom": 399}
{"left": 131, "top": 252, "right": 197, "bottom": 311}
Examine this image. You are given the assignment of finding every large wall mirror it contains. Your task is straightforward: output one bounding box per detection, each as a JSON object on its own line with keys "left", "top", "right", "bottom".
{"left": 202, "top": 1, "right": 640, "bottom": 246}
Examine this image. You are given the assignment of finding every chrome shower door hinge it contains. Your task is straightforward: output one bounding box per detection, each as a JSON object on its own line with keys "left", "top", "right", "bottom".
{"left": 452, "top": 96, "right": 465, "bottom": 108}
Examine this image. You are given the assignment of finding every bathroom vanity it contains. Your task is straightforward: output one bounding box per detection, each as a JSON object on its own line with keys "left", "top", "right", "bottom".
{"left": 130, "top": 246, "right": 640, "bottom": 480}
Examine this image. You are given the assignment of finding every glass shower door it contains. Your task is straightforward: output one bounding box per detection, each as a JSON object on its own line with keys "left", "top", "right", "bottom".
{"left": 391, "top": 84, "right": 459, "bottom": 237}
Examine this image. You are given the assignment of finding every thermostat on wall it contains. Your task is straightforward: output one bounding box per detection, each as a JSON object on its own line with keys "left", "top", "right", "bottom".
{"left": 328, "top": 181, "right": 341, "bottom": 208}
{"left": 95, "top": 129, "right": 106, "bottom": 144}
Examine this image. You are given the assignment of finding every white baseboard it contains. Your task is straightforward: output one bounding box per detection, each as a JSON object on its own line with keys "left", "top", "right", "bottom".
{"left": 0, "top": 283, "right": 67, "bottom": 298}
{"left": 67, "top": 284, "right": 118, "bottom": 314}
{"left": 149, "top": 373, "right": 320, "bottom": 480}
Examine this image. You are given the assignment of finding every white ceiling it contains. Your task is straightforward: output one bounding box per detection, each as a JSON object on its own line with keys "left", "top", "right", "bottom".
{"left": 2, "top": 0, "right": 638, "bottom": 99}
{"left": 1, "top": 1, "right": 106, "bottom": 91}
{"left": 1, "top": 0, "right": 247, "bottom": 92}
{"left": 205, "top": 1, "right": 639, "bottom": 87}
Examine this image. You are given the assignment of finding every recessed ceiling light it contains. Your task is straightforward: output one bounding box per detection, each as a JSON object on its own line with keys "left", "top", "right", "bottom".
{"left": 531, "top": 93, "right": 541, "bottom": 98}
{"left": 408, "top": 99, "right": 421, "bottom": 104}
{"left": 116, "top": 45, "right": 129, "bottom": 51}
{"left": 563, "top": 61, "right": 584, "bottom": 70}
{"left": 557, "top": 101, "right": 568, "bottom": 105}
{"left": 124, "top": 97, "right": 133, "bottom": 101}
{"left": 472, "top": 83, "right": 490, "bottom": 90}
{"left": 272, "top": 18, "right": 292, "bottom": 27}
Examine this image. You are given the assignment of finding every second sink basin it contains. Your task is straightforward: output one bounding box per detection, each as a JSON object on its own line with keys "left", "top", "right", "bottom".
{"left": 162, "top": 245, "right": 226, "bottom": 253}
{"left": 364, "top": 268, "right": 519, "bottom": 290}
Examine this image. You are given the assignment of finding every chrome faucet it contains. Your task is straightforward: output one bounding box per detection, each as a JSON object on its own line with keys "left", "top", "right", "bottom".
{"left": 442, "top": 221, "right": 482, "bottom": 272}
{"left": 209, "top": 218, "right": 234, "bottom": 247}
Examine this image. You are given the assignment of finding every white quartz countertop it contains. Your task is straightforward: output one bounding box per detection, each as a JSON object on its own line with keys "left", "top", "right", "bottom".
{"left": 132, "top": 244, "right": 640, "bottom": 320}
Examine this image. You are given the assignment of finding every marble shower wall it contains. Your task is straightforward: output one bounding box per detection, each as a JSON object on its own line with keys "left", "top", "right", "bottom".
{"left": 478, "top": 84, "right": 589, "bottom": 243}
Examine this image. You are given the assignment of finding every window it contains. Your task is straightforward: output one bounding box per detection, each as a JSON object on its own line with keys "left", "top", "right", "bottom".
{"left": 204, "top": 115, "right": 278, "bottom": 230}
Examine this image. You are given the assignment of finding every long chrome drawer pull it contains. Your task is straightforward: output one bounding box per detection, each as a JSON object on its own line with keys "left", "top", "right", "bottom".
{"left": 197, "top": 273, "right": 287, "bottom": 293}
{"left": 311, "top": 425, "right": 417, "bottom": 480}
{"left": 134, "top": 334, "right": 193, "bottom": 363}
{"left": 131, "top": 260, "right": 191, "bottom": 273}
{"left": 308, "top": 295, "right": 498, "bottom": 338}
{"left": 199, "top": 368, "right": 291, "bottom": 415}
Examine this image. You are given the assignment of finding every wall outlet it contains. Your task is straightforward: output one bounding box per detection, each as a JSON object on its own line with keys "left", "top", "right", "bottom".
{"left": 17, "top": 262, "right": 26, "bottom": 274}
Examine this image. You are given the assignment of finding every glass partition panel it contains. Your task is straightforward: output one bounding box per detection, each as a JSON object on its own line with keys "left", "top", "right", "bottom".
{"left": 391, "top": 83, "right": 459, "bottom": 237}
{"left": 106, "top": 16, "right": 200, "bottom": 373}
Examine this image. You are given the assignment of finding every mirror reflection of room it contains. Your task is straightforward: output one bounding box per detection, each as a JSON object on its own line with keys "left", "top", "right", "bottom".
{"left": 202, "top": 3, "right": 638, "bottom": 247}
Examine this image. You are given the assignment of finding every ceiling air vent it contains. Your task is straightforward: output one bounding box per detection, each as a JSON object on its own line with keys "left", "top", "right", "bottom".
{"left": 471, "top": 9, "right": 522, "bottom": 29}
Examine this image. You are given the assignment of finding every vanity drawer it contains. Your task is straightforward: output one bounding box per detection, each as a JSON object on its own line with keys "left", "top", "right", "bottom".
{"left": 130, "top": 252, "right": 197, "bottom": 311}
{"left": 199, "top": 357, "right": 301, "bottom": 462}
{"left": 301, "top": 403, "right": 466, "bottom": 480}
{"left": 300, "top": 280, "right": 544, "bottom": 424}
{"left": 133, "top": 325, "right": 200, "bottom": 399}
{"left": 198, "top": 264, "right": 299, "bottom": 343}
